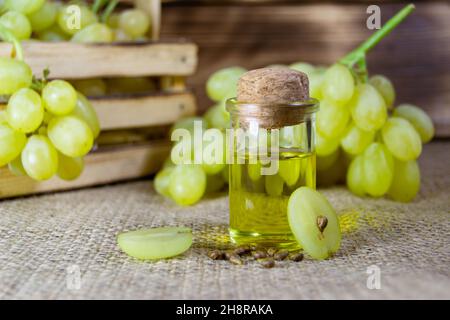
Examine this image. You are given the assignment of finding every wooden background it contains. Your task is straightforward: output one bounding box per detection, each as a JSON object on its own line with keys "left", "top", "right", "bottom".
{"left": 160, "top": 0, "right": 450, "bottom": 137}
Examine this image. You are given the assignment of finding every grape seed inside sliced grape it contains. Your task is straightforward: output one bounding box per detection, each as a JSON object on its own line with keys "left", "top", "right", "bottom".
{"left": 117, "top": 227, "right": 192, "bottom": 260}
{"left": 288, "top": 187, "right": 341, "bottom": 260}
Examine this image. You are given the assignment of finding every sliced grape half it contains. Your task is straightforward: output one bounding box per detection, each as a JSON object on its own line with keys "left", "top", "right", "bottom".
{"left": 288, "top": 187, "right": 341, "bottom": 260}
{"left": 117, "top": 227, "right": 192, "bottom": 260}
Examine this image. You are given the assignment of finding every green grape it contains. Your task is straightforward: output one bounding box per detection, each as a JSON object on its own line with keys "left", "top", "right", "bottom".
{"left": 0, "top": 11, "right": 32, "bottom": 40}
{"left": 27, "top": 1, "right": 57, "bottom": 32}
{"left": 154, "top": 166, "right": 174, "bottom": 198}
{"left": 206, "top": 173, "right": 226, "bottom": 193}
{"left": 71, "top": 23, "right": 113, "bottom": 43}
{"left": 58, "top": 5, "right": 97, "bottom": 35}
{"left": 71, "top": 93, "right": 100, "bottom": 139}
{"left": 106, "top": 77, "right": 155, "bottom": 95}
{"left": 4, "top": 0, "right": 45, "bottom": 15}
{"left": 369, "top": 75, "right": 395, "bottom": 109}
{"left": 8, "top": 156, "right": 26, "bottom": 176}
{"left": 279, "top": 159, "right": 301, "bottom": 187}
{"left": 317, "top": 148, "right": 339, "bottom": 171}
{"left": 340, "top": 122, "right": 375, "bottom": 155}
{"left": 346, "top": 155, "right": 365, "bottom": 197}
{"left": 48, "top": 115, "right": 93, "bottom": 157}
{"left": 113, "top": 28, "right": 132, "bottom": 42}
{"left": 322, "top": 64, "right": 354, "bottom": 106}
{"left": 362, "top": 142, "right": 394, "bottom": 197}
{"left": 288, "top": 187, "right": 341, "bottom": 260}
{"left": 309, "top": 70, "right": 324, "bottom": 100}
{"left": 381, "top": 117, "right": 422, "bottom": 161}
{"left": 42, "top": 111, "right": 53, "bottom": 125}
{"left": 0, "top": 110, "right": 7, "bottom": 124}
{"left": 0, "top": 57, "right": 32, "bottom": 95}
{"left": 265, "top": 174, "right": 284, "bottom": 197}
{"left": 21, "top": 135, "right": 58, "bottom": 180}
{"left": 119, "top": 9, "right": 150, "bottom": 39}
{"left": 204, "top": 103, "right": 230, "bottom": 129}
{"left": 201, "top": 129, "right": 226, "bottom": 175}
{"left": 289, "top": 62, "right": 315, "bottom": 77}
{"left": 349, "top": 83, "right": 387, "bottom": 132}
{"left": 71, "top": 79, "right": 106, "bottom": 97}
{"left": 316, "top": 99, "right": 349, "bottom": 139}
{"left": 170, "top": 116, "right": 206, "bottom": 135}
{"left": 206, "top": 67, "right": 246, "bottom": 102}
{"left": 7, "top": 88, "right": 44, "bottom": 134}
{"left": 0, "top": 123, "right": 27, "bottom": 167}
{"left": 42, "top": 80, "right": 77, "bottom": 115}
{"left": 38, "top": 126, "right": 47, "bottom": 136}
{"left": 387, "top": 159, "right": 420, "bottom": 202}
{"left": 36, "top": 24, "right": 68, "bottom": 41}
{"left": 169, "top": 164, "right": 206, "bottom": 206}
{"left": 106, "top": 13, "right": 120, "bottom": 29}
{"left": 57, "top": 153, "right": 84, "bottom": 181}
{"left": 316, "top": 132, "right": 340, "bottom": 157}
{"left": 117, "top": 227, "right": 192, "bottom": 260}
{"left": 394, "top": 104, "right": 434, "bottom": 143}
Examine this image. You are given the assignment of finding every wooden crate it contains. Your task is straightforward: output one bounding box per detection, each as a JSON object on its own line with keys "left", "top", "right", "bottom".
{"left": 0, "top": 0, "right": 198, "bottom": 199}
{"left": 0, "top": 141, "right": 171, "bottom": 199}
{"left": 0, "top": 41, "right": 199, "bottom": 131}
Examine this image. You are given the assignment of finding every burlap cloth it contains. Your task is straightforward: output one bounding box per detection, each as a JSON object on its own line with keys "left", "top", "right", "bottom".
{"left": 0, "top": 142, "right": 449, "bottom": 300}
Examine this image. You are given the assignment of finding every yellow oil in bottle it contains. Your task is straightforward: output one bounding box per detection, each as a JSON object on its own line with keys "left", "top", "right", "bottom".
{"left": 229, "top": 150, "right": 316, "bottom": 249}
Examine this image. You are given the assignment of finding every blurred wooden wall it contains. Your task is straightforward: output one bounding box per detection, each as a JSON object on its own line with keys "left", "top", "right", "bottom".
{"left": 160, "top": 1, "right": 450, "bottom": 137}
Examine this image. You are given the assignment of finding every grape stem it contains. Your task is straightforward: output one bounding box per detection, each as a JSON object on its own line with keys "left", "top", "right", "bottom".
{"left": 101, "top": 0, "right": 120, "bottom": 23}
{"left": 0, "top": 25, "right": 24, "bottom": 61}
{"left": 339, "top": 4, "right": 415, "bottom": 77}
{"left": 92, "top": 0, "right": 108, "bottom": 14}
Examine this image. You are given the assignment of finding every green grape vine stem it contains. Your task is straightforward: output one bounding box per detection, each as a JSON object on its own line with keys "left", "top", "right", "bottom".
{"left": 92, "top": 0, "right": 109, "bottom": 14}
{"left": 339, "top": 4, "right": 415, "bottom": 81}
{"left": 101, "top": 0, "right": 120, "bottom": 23}
{"left": 0, "top": 25, "right": 24, "bottom": 61}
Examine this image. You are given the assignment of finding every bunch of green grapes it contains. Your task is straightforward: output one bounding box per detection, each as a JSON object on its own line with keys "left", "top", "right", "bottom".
{"left": 0, "top": 0, "right": 151, "bottom": 43}
{"left": 154, "top": 67, "right": 246, "bottom": 206}
{"left": 289, "top": 61, "right": 434, "bottom": 202}
{"left": 0, "top": 51, "right": 99, "bottom": 181}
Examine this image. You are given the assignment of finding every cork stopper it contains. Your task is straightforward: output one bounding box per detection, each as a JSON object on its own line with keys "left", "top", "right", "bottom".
{"left": 237, "top": 67, "right": 309, "bottom": 104}
{"left": 229, "top": 67, "right": 314, "bottom": 129}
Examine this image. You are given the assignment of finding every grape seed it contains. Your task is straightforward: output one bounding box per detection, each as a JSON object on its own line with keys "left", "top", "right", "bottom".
{"left": 289, "top": 253, "right": 304, "bottom": 262}
{"left": 317, "top": 215, "right": 328, "bottom": 233}
{"left": 259, "top": 258, "right": 275, "bottom": 268}
{"left": 228, "top": 254, "right": 244, "bottom": 265}
{"left": 273, "top": 250, "right": 289, "bottom": 261}
{"left": 208, "top": 250, "right": 225, "bottom": 260}
{"left": 252, "top": 250, "right": 267, "bottom": 259}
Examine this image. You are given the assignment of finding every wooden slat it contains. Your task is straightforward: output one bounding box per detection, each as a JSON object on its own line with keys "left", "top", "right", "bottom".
{"left": 0, "top": 141, "right": 170, "bottom": 199}
{"left": 161, "top": 2, "right": 450, "bottom": 137}
{"left": 0, "top": 92, "right": 197, "bottom": 131}
{"left": 92, "top": 92, "right": 196, "bottom": 130}
{"left": 0, "top": 41, "right": 198, "bottom": 78}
